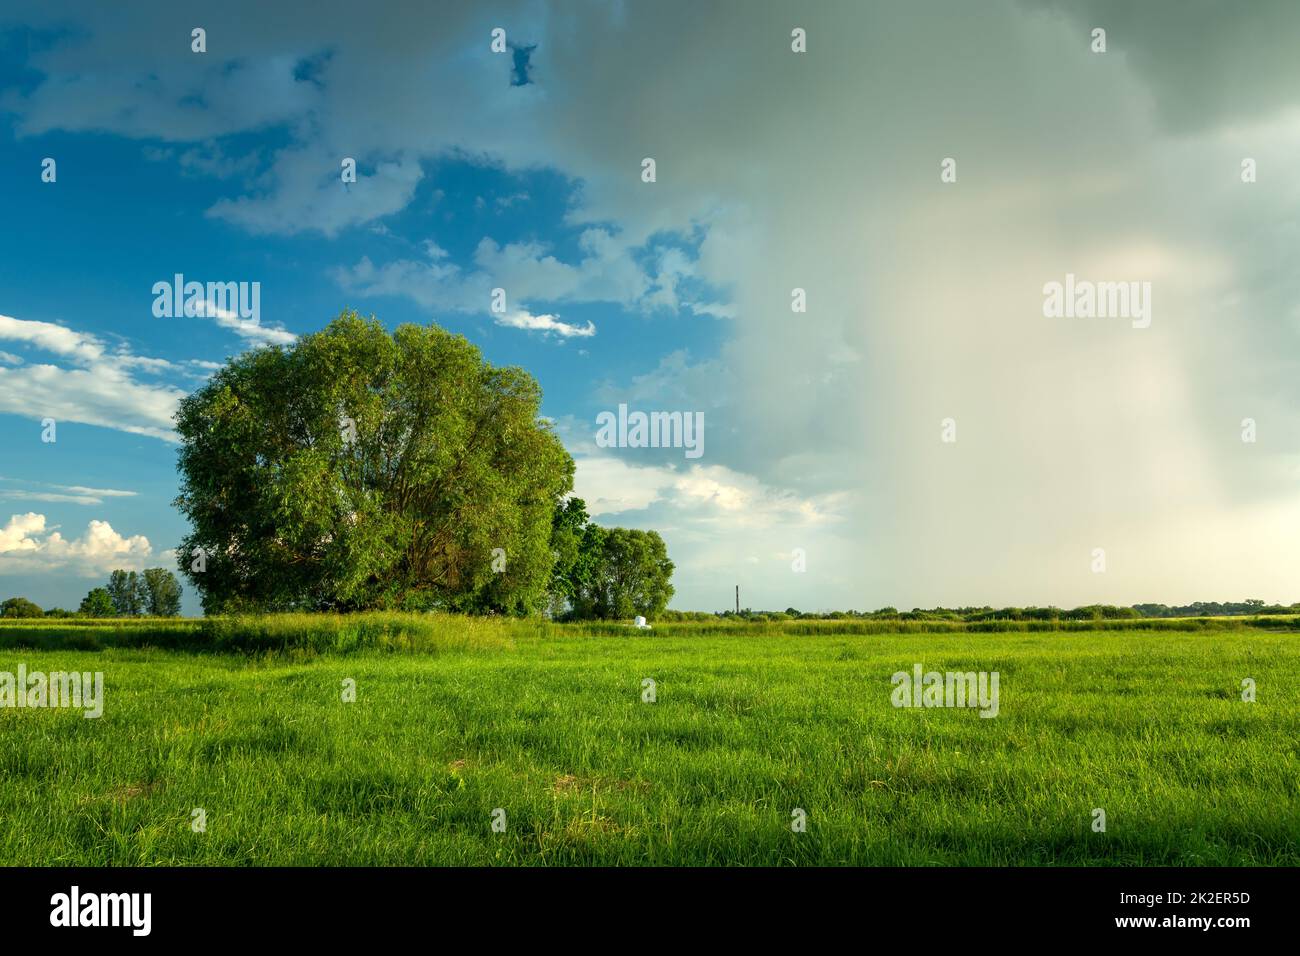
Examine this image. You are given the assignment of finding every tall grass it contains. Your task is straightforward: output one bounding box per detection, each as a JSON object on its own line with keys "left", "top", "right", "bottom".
{"left": 198, "top": 612, "right": 529, "bottom": 655}
{"left": 1, "top": 611, "right": 1298, "bottom": 654}
{"left": 557, "top": 615, "right": 1300, "bottom": 638}
{"left": 0, "top": 620, "right": 199, "bottom": 651}
{"left": 1, "top": 628, "right": 1296, "bottom": 865}
{"left": 0, "top": 612, "right": 536, "bottom": 655}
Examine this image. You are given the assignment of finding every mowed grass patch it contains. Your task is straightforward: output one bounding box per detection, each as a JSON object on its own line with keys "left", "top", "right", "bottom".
{"left": 0, "top": 629, "right": 1296, "bottom": 865}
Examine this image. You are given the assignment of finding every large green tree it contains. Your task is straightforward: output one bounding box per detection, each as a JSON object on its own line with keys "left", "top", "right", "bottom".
{"left": 174, "top": 312, "right": 573, "bottom": 614}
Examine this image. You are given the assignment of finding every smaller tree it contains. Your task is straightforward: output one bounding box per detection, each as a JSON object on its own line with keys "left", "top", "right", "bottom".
{"left": 548, "top": 498, "right": 607, "bottom": 618}
{"left": 0, "top": 596, "right": 44, "bottom": 618}
{"left": 78, "top": 588, "right": 115, "bottom": 617}
{"left": 581, "top": 527, "right": 674, "bottom": 620}
{"left": 106, "top": 569, "right": 146, "bottom": 616}
{"left": 140, "top": 568, "right": 183, "bottom": 617}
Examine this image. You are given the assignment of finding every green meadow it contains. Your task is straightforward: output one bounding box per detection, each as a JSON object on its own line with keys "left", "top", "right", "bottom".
{"left": 0, "top": 615, "right": 1296, "bottom": 865}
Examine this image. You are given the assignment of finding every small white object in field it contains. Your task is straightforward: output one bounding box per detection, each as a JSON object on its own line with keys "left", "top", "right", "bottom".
{"left": 634, "top": 616, "right": 650, "bottom": 629}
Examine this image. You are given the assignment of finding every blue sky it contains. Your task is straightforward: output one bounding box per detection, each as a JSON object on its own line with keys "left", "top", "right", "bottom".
{"left": 0, "top": 6, "right": 739, "bottom": 613}
{"left": 3, "top": 1, "right": 1300, "bottom": 615}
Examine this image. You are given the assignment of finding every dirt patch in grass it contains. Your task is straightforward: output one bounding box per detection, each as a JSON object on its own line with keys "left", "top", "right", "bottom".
{"left": 551, "top": 774, "right": 650, "bottom": 795}
{"left": 79, "top": 781, "right": 159, "bottom": 806}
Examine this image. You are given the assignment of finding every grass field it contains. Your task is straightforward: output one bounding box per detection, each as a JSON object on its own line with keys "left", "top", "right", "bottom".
{"left": 1, "top": 616, "right": 1297, "bottom": 865}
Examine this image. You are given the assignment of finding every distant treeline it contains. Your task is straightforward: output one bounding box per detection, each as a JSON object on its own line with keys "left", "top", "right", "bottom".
{"left": 0, "top": 568, "right": 183, "bottom": 619}
{"left": 658, "top": 599, "right": 1299, "bottom": 623}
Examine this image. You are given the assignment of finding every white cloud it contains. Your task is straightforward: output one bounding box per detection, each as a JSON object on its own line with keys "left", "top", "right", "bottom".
{"left": 194, "top": 302, "right": 296, "bottom": 346}
{"left": 208, "top": 150, "right": 424, "bottom": 238}
{"left": 0, "top": 479, "right": 137, "bottom": 507}
{"left": 0, "top": 314, "right": 104, "bottom": 363}
{"left": 688, "top": 302, "right": 736, "bottom": 320}
{"left": 333, "top": 226, "right": 656, "bottom": 317}
{"left": 495, "top": 191, "right": 529, "bottom": 210}
{"left": 3, "top": 491, "right": 113, "bottom": 506}
{"left": 6, "top": 49, "right": 321, "bottom": 143}
{"left": 495, "top": 310, "right": 594, "bottom": 339}
{"left": 572, "top": 455, "right": 671, "bottom": 515}
{"left": 0, "top": 512, "right": 152, "bottom": 576}
{"left": 0, "top": 313, "right": 184, "bottom": 441}
{"left": 573, "top": 452, "right": 842, "bottom": 529}
{"left": 0, "top": 512, "right": 43, "bottom": 555}
{"left": 112, "top": 353, "right": 176, "bottom": 374}
{"left": 331, "top": 253, "right": 471, "bottom": 311}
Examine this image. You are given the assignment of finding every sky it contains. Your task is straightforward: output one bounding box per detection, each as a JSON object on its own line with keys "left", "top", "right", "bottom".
{"left": 1, "top": 0, "right": 1299, "bottom": 615}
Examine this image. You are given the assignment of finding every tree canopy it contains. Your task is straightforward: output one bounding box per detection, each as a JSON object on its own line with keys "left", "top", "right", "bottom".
{"left": 141, "top": 568, "right": 183, "bottom": 616}
{"left": 106, "top": 570, "right": 144, "bottom": 616}
{"left": 78, "top": 588, "right": 115, "bottom": 617}
{"left": 0, "top": 596, "right": 43, "bottom": 618}
{"left": 548, "top": 497, "right": 603, "bottom": 614}
{"left": 102, "top": 568, "right": 182, "bottom": 617}
{"left": 558, "top": 519, "right": 674, "bottom": 620}
{"left": 174, "top": 312, "right": 574, "bottom": 614}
